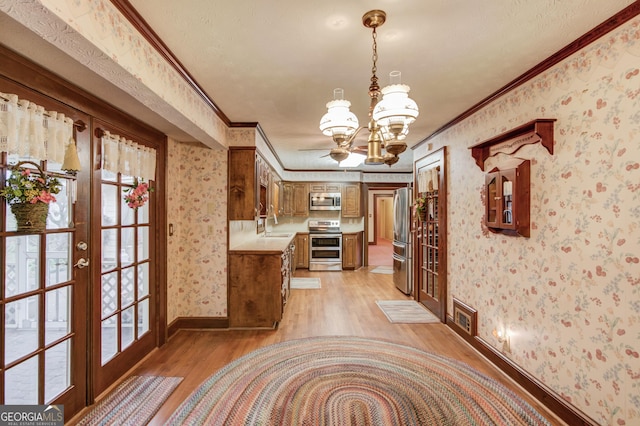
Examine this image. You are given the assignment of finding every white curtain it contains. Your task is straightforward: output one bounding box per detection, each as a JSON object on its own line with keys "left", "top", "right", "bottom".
{"left": 0, "top": 92, "right": 74, "bottom": 164}
{"left": 101, "top": 130, "right": 156, "bottom": 181}
{"left": 417, "top": 167, "right": 439, "bottom": 193}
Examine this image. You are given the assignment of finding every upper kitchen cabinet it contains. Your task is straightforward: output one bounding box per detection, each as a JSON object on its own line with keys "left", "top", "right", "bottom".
{"left": 229, "top": 147, "right": 276, "bottom": 221}
{"left": 309, "top": 182, "right": 341, "bottom": 193}
{"left": 281, "top": 182, "right": 309, "bottom": 217}
{"left": 228, "top": 147, "right": 258, "bottom": 220}
{"left": 342, "top": 183, "right": 361, "bottom": 218}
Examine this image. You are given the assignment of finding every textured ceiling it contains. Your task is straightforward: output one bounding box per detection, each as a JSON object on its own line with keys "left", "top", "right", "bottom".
{"left": 1, "top": 1, "right": 636, "bottom": 172}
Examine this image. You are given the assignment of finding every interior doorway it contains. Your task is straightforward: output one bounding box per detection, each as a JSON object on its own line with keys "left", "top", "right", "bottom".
{"left": 369, "top": 194, "right": 393, "bottom": 266}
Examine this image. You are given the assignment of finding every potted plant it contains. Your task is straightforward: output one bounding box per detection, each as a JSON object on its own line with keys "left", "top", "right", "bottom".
{"left": 414, "top": 196, "right": 427, "bottom": 222}
{"left": 1, "top": 161, "right": 62, "bottom": 233}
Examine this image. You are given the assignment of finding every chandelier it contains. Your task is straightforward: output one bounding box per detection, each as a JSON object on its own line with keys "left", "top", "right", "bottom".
{"left": 319, "top": 10, "right": 419, "bottom": 166}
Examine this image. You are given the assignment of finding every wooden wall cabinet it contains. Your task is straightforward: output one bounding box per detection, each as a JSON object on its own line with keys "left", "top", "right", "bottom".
{"left": 280, "top": 182, "right": 308, "bottom": 217}
{"left": 291, "top": 182, "right": 309, "bottom": 216}
{"left": 228, "top": 148, "right": 258, "bottom": 220}
{"left": 485, "top": 160, "right": 530, "bottom": 237}
{"left": 341, "top": 183, "right": 361, "bottom": 218}
{"left": 294, "top": 233, "right": 309, "bottom": 269}
{"left": 228, "top": 147, "right": 277, "bottom": 222}
{"left": 309, "top": 182, "right": 341, "bottom": 192}
{"left": 342, "top": 232, "right": 362, "bottom": 270}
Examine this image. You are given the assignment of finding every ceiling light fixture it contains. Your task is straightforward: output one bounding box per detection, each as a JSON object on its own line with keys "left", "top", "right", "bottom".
{"left": 319, "top": 10, "right": 419, "bottom": 166}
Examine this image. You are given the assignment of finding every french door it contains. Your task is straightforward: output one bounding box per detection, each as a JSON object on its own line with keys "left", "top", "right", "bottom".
{"left": 414, "top": 147, "right": 447, "bottom": 320}
{"left": 0, "top": 111, "right": 91, "bottom": 417}
{"left": 1, "top": 51, "right": 165, "bottom": 420}
{"left": 91, "top": 122, "right": 157, "bottom": 395}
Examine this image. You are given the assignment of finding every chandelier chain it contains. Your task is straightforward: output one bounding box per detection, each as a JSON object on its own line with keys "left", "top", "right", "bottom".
{"left": 371, "top": 27, "right": 378, "bottom": 78}
{"left": 368, "top": 26, "right": 380, "bottom": 114}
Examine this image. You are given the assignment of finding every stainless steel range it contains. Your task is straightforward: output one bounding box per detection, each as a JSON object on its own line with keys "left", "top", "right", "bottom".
{"left": 308, "top": 219, "right": 342, "bottom": 271}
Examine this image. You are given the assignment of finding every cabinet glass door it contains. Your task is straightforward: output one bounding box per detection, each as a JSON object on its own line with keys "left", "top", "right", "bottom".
{"left": 486, "top": 174, "right": 499, "bottom": 226}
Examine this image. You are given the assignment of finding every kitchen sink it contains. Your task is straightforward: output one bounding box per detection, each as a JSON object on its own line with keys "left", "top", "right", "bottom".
{"left": 264, "top": 232, "right": 294, "bottom": 238}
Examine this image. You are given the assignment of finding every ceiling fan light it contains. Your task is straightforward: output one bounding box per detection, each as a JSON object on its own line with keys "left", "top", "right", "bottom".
{"left": 339, "top": 152, "right": 366, "bottom": 168}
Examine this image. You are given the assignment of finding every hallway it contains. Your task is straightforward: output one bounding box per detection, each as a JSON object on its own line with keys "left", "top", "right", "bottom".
{"left": 368, "top": 237, "right": 393, "bottom": 266}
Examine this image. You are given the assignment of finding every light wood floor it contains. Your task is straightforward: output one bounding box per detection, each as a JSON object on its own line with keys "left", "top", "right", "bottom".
{"left": 71, "top": 267, "right": 566, "bottom": 425}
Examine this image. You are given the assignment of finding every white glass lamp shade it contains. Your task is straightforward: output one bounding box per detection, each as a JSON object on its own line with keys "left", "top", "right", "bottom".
{"left": 372, "top": 84, "right": 419, "bottom": 133}
{"left": 319, "top": 99, "right": 359, "bottom": 139}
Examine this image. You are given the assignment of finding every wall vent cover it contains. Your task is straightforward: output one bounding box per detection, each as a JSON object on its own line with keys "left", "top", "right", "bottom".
{"left": 453, "top": 298, "right": 477, "bottom": 337}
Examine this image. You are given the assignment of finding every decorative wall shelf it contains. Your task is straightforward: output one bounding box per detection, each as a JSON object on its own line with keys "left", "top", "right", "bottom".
{"left": 469, "top": 119, "right": 556, "bottom": 171}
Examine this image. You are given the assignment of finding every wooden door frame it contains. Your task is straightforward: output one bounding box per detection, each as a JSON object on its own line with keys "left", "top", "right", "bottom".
{"left": 363, "top": 183, "right": 406, "bottom": 268}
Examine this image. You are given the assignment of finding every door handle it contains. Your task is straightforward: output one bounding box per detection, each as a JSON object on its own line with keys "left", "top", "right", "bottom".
{"left": 74, "top": 258, "right": 89, "bottom": 269}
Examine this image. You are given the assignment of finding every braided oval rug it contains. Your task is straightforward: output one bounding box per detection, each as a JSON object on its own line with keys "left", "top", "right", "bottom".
{"left": 168, "top": 336, "right": 550, "bottom": 426}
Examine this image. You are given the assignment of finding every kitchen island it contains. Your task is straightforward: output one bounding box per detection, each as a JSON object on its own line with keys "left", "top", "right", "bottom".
{"left": 228, "top": 234, "right": 295, "bottom": 328}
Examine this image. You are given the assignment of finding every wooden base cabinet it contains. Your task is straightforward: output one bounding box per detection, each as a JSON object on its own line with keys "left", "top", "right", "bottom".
{"left": 294, "top": 233, "right": 309, "bottom": 269}
{"left": 229, "top": 251, "right": 290, "bottom": 328}
{"left": 342, "top": 232, "right": 362, "bottom": 270}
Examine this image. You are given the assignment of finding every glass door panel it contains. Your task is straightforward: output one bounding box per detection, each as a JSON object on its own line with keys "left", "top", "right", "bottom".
{"left": 95, "top": 169, "right": 155, "bottom": 392}
{"left": 1, "top": 157, "right": 85, "bottom": 411}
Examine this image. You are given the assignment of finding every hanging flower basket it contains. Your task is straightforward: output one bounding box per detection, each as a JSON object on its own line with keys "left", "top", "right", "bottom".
{"left": 10, "top": 202, "right": 49, "bottom": 233}
{"left": 414, "top": 196, "right": 427, "bottom": 222}
{"left": 1, "top": 161, "right": 62, "bottom": 233}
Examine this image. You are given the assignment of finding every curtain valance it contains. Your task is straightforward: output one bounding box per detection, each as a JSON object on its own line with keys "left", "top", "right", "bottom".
{"left": 101, "top": 130, "right": 156, "bottom": 181}
{"left": 417, "top": 166, "right": 439, "bottom": 193}
{"left": 0, "top": 92, "right": 74, "bottom": 164}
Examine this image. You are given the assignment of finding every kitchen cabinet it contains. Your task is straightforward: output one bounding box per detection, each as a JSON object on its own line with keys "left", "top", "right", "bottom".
{"left": 341, "top": 183, "right": 361, "bottom": 217}
{"left": 294, "top": 233, "right": 309, "bottom": 269}
{"left": 271, "top": 174, "right": 280, "bottom": 218}
{"left": 228, "top": 147, "right": 275, "bottom": 221}
{"left": 281, "top": 182, "right": 309, "bottom": 217}
{"left": 228, "top": 147, "right": 258, "bottom": 220}
{"left": 309, "top": 182, "right": 341, "bottom": 192}
{"left": 292, "top": 182, "right": 309, "bottom": 216}
{"left": 342, "top": 232, "right": 362, "bottom": 270}
{"left": 485, "top": 160, "right": 530, "bottom": 237}
{"left": 228, "top": 243, "right": 293, "bottom": 328}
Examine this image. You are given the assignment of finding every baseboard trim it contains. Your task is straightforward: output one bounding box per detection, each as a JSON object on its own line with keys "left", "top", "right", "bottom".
{"left": 168, "top": 316, "right": 229, "bottom": 337}
{"left": 446, "top": 315, "right": 597, "bottom": 426}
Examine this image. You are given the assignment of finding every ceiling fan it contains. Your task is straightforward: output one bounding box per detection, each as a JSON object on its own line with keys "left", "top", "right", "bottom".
{"left": 298, "top": 143, "right": 368, "bottom": 159}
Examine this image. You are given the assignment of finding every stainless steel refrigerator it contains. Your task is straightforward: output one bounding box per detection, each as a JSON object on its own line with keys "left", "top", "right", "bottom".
{"left": 392, "top": 187, "right": 412, "bottom": 294}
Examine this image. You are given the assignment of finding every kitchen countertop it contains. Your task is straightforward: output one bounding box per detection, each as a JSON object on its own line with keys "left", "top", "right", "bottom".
{"left": 229, "top": 233, "right": 295, "bottom": 254}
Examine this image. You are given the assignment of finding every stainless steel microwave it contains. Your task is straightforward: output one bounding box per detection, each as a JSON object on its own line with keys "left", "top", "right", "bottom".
{"left": 309, "top": 192, "right": 341, "bottom": 211}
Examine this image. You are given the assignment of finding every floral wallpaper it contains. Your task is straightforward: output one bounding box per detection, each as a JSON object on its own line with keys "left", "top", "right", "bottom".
{"left": 166, "top": 139, "right": 228, "bottom": 321}
{"left": 413, "top": 17, "right": 640, "bottom": 425}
